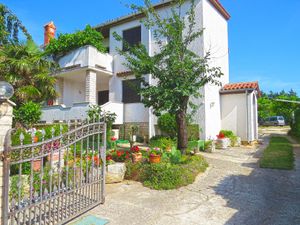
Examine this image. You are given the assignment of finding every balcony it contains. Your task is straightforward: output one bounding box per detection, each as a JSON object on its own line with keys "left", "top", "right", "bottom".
{"left": 58, "top": 45, "right": 113, "bottom": 74}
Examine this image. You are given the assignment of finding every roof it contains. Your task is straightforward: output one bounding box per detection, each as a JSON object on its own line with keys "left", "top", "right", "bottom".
{"left": 116, "top": 71, "right": 133, "bottom": 77}
{"left": 95, "top": 0, "right": 230, "bottom": 37}
{"left": 221, "top": 81, "right": 261, "bottom": 96}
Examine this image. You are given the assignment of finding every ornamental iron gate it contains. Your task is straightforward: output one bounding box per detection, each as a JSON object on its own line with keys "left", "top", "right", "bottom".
{"left": 3, "top": 118, "right": 106, "bottom": 225}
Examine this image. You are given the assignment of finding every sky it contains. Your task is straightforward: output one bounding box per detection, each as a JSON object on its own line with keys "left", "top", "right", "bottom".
{"left": 2, "top": 0, "right": 300, "bottom": 94}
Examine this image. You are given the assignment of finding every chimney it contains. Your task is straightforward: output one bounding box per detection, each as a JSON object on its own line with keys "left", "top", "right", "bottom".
{"left": 44, "top": 21, "right": 56, "bottom": 45}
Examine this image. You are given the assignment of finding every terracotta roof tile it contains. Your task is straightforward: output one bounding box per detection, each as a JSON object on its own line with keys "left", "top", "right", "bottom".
{"left": 222, "top": 81, "right": 261, "bottom": 96}
{"left": 223, "top": 82, "right": 259, "bottom": 91}
{"left": 116, "top": 71, "right": 133, "bottom": 77}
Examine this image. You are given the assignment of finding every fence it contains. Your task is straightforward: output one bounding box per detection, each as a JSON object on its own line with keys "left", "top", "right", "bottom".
{"left": 2, "top": 118, "right": 106, "bottom": 225}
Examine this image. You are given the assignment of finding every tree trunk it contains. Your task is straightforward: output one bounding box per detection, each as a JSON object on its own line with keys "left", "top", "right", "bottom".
{"left": 176, "top": 110, "right": 188, "bottom": 155}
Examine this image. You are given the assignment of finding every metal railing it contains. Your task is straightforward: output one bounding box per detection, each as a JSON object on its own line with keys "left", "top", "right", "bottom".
{"left": 2, "top": 117, "right": 106, "bottom": 225}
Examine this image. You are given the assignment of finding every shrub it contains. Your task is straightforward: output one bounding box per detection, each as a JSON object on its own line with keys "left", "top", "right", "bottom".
{"left": 290, "top": 109, "right": 300, "bottom": 138}
{"left": 125, "top": 155, "right": 208, "bottom": 190}
{"left": 158, "top": 113, "right": 177, "bottom": 138}
{"left": 45, "top": 25, "right": 106, "bottom": 57}
{"left": 14, "top": 101, "right": 41, "bottom": 127}
{"left": 187, "top": 124, "right": 200, "bottom": 141}
{"left": 149, "top": 136, "right": 176, "bottom": 150}
{"left": 11, "top": 124, "right": 68, "bottom": 146}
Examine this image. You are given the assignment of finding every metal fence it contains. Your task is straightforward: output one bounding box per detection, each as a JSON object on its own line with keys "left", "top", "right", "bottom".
{"left": 2, "top": 118, "right": 106, "bottom": 225}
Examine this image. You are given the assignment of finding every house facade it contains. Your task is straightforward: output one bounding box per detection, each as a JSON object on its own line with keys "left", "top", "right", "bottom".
{"left": 41, "top": 0, "right": 259, "bottom": 142}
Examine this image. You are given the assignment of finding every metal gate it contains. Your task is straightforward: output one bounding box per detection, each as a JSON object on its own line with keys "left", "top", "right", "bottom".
{"left": 2, "top": 118, "right": 106, "bottom": 225}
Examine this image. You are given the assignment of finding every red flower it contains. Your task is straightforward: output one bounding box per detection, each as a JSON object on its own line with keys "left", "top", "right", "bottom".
{"left": 106, "top": 155, "right": 113, "bottom": 161}
{"left": 117, "top": 151, "right": 123, "bottom": 157}
{"left": 217, "top": 132, "right": 225, "bottom": 139}
{"left": 131, "top": 146, "right": 140, "bottom": 153}
{"left": 111, "top": 137, "right": 117, "bottom": 141}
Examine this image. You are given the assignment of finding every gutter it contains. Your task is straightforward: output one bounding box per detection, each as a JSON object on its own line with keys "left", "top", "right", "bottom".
{"left": 220, "top": 88, "right": 256, "bottom": 95}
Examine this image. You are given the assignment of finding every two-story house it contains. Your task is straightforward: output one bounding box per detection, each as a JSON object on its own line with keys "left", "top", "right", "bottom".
{"left": 41, "top": 0, "right": 260, "bottom": 142}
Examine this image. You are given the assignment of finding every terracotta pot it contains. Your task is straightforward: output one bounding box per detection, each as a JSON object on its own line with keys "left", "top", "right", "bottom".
{"left": 33, "top": 159, "right": 42, "bottom": 171}
{"left": 149, "top": 154, "right": 161, "bottom": 164}
{"left": 33, "top": 136, "right": 39, "bottom": 143}
{"left": 132, "top": 152, "right": 142, "bottom": 163}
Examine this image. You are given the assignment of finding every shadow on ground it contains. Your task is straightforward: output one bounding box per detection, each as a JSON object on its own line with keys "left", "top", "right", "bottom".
{"left": 213, "top": 136, "right": 300, "bottom": 225}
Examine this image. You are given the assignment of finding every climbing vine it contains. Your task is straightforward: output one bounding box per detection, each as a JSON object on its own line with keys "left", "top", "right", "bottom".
{"left": 45, "top": 25, "right": 106, "bottom": 58}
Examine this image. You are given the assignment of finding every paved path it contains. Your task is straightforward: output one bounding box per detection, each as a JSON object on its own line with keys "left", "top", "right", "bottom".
{"left": 74, "top": 129, "right": 300, "bottom": 225}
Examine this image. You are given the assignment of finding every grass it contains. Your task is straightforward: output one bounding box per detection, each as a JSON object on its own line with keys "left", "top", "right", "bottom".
{"left": 260, "top": 136, "right": 294, "bottom": 170}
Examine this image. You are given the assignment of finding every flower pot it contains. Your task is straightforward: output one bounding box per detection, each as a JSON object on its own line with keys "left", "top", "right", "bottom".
{"left": 216, "top": 138, "right": 230, "bottom": 149}
{"left": 33, "top": 159, "right": 42, "bottom": 171}
{"left": 149, "top": 155, "right": 161, "bottom": 164}
{"left": 132, "top": 152, "right": 142, "bottom": 163}
{"left": 33, "top": 136, "right": 39, "bottom": 143}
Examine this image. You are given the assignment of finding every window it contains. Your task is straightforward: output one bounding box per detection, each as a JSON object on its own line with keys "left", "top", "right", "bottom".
{"left": 123, "top": 26, "right": 141, "bottom": 51}
{"left": 122, "top": 79, "right": 141, "bottom": 103}
{"left": 98, "top": 90, "right": 109, "bottom": 106}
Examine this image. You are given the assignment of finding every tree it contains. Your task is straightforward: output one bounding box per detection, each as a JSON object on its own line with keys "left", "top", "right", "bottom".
{"left": 0, "top": 4, "right": 32, "bottom": 44}
{"left": 114, "top": 0, "right": 223, "bottom": 153}
{"left": 258, "top": 90, "right": 300, "bottom": 124}
{"left": 0, "top": 40, "right": 57, "bottom": 106}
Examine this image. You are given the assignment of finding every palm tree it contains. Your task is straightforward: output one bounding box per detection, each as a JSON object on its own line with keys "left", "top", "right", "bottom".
{"left": 0, "top": 40, "right": 57, "bottom": 106}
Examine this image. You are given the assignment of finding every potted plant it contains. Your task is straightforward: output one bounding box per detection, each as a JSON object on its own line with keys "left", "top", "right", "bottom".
{"left": 149, "top": 148, "right": 162, "bottom": 164}
{"left": 131, "top": 146, "right": 142, "bottom": 163}
{"left": 33, "top": 158, "right": 42, "bottom": 171}
{"left": 215, "top": 132, "right": 230, "bottom": 149}
{"left": 129, "top": 125, "right": 139, "bottom": 148}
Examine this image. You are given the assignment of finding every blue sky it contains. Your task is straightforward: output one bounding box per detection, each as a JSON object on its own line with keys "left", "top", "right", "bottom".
{"left": 2, "top": 0, "right": 300, "bottom": 94}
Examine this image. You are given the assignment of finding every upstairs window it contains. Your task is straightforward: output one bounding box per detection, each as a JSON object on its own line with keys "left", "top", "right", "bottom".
{"left": 123, "top": 26, "right": 141, "bottom": 51}
{"left": 122, "top": 79, "right": 141, "bottom": 103}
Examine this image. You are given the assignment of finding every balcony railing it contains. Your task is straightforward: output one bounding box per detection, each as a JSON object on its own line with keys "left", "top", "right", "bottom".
{"left": 58, "top": 45, "right": 113, "bottom": 73}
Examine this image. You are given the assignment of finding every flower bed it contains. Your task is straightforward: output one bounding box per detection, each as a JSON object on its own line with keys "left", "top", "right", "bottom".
{"left": 125, "top": 153, "right": 208, "bottom": 190}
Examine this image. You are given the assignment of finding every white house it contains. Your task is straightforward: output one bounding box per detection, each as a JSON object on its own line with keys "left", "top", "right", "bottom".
{"left": 41, "top": 0, "right": 259, "bottom": 143}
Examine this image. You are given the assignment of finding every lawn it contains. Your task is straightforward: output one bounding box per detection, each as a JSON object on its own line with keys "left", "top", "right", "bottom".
{"left": 260, "top": 136, "right": 294, "bottom": 170}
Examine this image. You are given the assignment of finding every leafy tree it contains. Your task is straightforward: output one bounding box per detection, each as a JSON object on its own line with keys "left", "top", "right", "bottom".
{"left": 45, "top": 25, "right": 106, "bottom": 58}
{"left": 258, "top": 90, "right": 300, "bottom": 124}
{"left": 158, "top": 113, "right": 177, "bottom": 138}
{"left": 114, "top": 0, "right": 223, "bottom": 153}
{"left": 0, "top": 40, "right": 57, "bottom": 106}
{"left": 0, "top": 4, "right": 31, "bottom": 44}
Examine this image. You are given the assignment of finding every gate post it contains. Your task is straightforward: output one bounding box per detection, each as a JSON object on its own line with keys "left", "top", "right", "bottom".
{"left": 0, "top": 100, "right": 15, "bottom": 223}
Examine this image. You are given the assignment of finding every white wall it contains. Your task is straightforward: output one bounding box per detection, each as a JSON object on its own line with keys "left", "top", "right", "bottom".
{"left": 221, "top": 93, "right": 247, "bottom": 141}
{"left": 58, "top": 45, "right": 113, "bottom": 72}
{"left": 201, "top": 0, "right": 229, "bottom": 140}
{"left": 63, "top": 79, "right": 85, "bottom": 107}
{"left": 221, "top": 91, "right": 258, "bottom": 142}
{"left": 124, "top": 103, "right": 149, "bottom": 123}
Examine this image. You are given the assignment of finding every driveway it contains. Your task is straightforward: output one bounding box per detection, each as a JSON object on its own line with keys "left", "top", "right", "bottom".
{"left": 74, "top": 128, "right": 300, "bottom": 225}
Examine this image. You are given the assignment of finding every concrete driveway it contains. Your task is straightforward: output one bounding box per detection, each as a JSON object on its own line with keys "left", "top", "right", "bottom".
{"left": 74, "top": 127, "right": 300, "bottom": 225}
